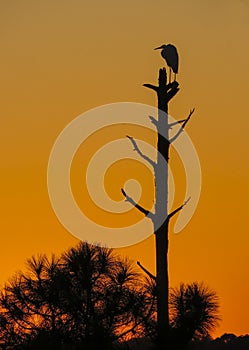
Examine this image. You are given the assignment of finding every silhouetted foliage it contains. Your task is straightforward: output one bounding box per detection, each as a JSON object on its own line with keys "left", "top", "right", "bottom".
{"left": 140, "top": 281, "right": 220, "bottom": 349}
{"left": 169, "top": 282, "right": 220, "bottom": 347}
{"left": 0, "top": 242, "right": 155, "bottom": 349}
{"left": 187, "top": 333, "right": 249, "bottom": 350}
{"left": 0, "top": 242, "right": 220, "bottom": 350}
{"left": 121, "top": 333, "right": 249, "bottom": 350}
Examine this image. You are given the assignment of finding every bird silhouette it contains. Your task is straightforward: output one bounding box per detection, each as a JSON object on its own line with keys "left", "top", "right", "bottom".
{"left": 154, "top": 44, "right": 179, "bottom": 82}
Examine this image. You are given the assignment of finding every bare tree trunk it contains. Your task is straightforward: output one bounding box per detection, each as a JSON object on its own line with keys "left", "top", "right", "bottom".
{"left": 124, "top": 67, "right": 183, "bottom": 347}
{"left": 154, "top": 68, "right": 170, "bottom": 345}
{"left": 145, "top": 68, "right": 179, "bottom": 346}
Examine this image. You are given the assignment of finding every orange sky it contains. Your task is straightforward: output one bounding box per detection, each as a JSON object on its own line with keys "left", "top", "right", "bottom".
{"left": 1, "top": 0, "right": 249, "bottom": 338}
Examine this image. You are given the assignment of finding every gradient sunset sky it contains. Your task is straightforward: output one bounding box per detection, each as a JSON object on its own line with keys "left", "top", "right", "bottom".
{"left": 1, "top": 0, "right": 249, "bottom": 338}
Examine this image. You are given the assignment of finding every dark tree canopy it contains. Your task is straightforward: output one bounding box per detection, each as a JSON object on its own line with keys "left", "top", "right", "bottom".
{"left": 169, "top": 282, "right": 220, "bottom": 348}
{"left": 0, "top": 242, "right": 155, "bottom": 350}
{"left": 0, "top": 242, "right": 220, "bottom": 350}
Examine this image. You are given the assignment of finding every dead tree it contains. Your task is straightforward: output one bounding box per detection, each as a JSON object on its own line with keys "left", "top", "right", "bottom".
{"left": 122, "top": 67, "right": 194, "bottom": 346}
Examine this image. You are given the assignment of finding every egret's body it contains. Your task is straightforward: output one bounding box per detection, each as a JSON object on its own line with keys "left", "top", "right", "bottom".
{"left": 155, "top": 44, "right": 179, "bottom": 82}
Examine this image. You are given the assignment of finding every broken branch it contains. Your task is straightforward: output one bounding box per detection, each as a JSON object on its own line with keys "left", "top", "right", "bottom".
{"left": 169, "top": 119, "right": 186, "bottom": 127}
{"left": 143, "top": 83, "right": 158, "bottom": 92}
{"left": 166, "top": 87, "right": 180, "bottom": 102}
{"left": 121, "top": 188, "right": 152, "bottom": 217}
{"left": 137, "top": 261, "right": 156, "bottom": 281}
{"left": 149, "top": 115, "right": 158, "bottom": 127}
{"left": 127, "top": 135, "right": 155, "bottom": 168}
{"left": 169, "top": 108, "right": 195, "bottom": 143}
{"left": 167, "top": 197, "right": 191, "bottom": 221}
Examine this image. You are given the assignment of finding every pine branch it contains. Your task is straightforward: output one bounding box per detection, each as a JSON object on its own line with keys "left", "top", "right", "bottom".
{"left": 121, "top": 188, "right": 152, "bottom": 217}
{"left": 166, "top": 81, "right": 179, "bottom": 91}
{"left": 143, "top": 83, "right": 158, "bottom": 92}
{"left": 114, "top": 317, "right": 145, "bottom": 340}
{"left": 169, "top": 108, "right": 195, "bottom": 143}
{"left": 169, "top": 119, "right": 186, "bottom": 127}
{"left": 167, "top": 197, "right": 191, "bottom": 221}
{"left": 166, "top": 87, "right": 180, "bottom": 102}
{"left": 149, "top": 115, "right": 158, "bottom": 127}
{"left": 137, "top": 261, "right": 156, "bottom": 281}
{"left": 126, "top": 135, "right": 155, "bottom": 168}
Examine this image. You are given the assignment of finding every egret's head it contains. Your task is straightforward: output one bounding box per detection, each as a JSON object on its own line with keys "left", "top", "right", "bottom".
{"left": 154, "top": 44, "right": 166, "bottom": 50}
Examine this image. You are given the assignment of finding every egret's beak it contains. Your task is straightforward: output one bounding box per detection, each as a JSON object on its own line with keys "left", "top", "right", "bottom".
{"left": 154, "top": 46, "right": 162, "bottom": 50}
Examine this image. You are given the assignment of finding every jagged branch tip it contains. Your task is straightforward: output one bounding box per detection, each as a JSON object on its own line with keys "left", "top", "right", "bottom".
{"left": 121, "top": 188, "right": 152, "bottom": 218}
{"left": 167, "top": 197, "right": 191, "bottom": 222}
{"left": 169, "top": 108, "right": 195, "bottom": 143}
{"left": 126, "top": 135, "right": 155, "bottom": 168}
{"left": 137, "top": 261, "right": 156, "bottom": 281}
